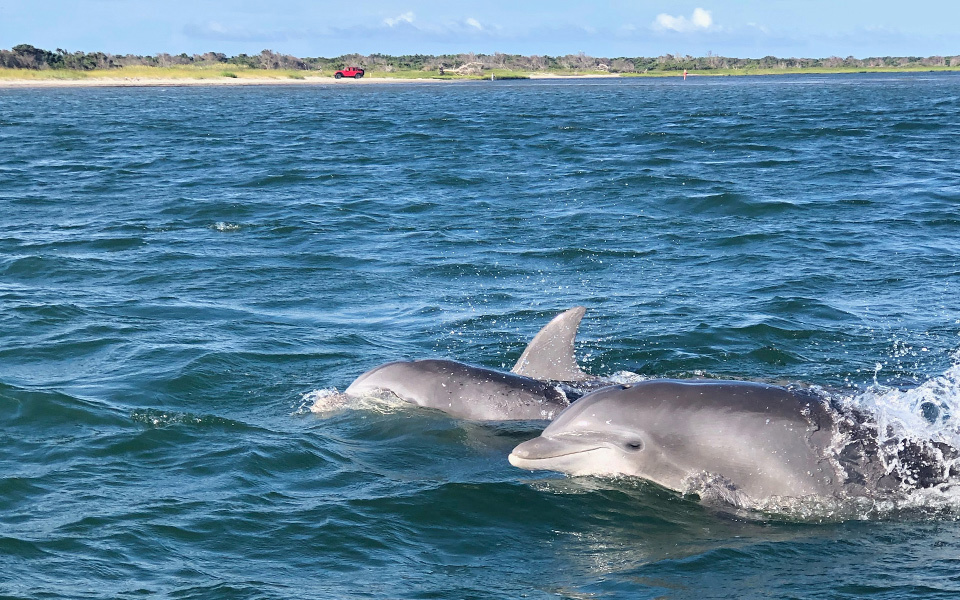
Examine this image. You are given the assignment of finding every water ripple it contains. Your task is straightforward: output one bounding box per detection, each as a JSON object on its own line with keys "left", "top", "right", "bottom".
{"left": 2, "top": 74, "right": 960, "bottom": 599}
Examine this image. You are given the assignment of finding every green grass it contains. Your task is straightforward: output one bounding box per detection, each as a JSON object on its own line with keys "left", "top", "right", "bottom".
{"left": 0, "top": 68, "right": 88, "bottom": 80}
{"left": 530, "top": 69, "right": 614, "bottom": 76}
{"left": 488, "top": 69, "right": 531, "bottom": 80}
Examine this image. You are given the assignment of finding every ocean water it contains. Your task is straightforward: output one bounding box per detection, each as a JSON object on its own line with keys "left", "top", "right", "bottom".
{"left": 2, "top": 73, "right": 960, "bottom": 598}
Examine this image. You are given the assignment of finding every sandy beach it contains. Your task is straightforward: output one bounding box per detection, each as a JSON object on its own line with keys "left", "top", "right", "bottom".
{"left": 0, "top": 76, "right": 449, "bottom": 88}
{"left": 0, "top": 73, "right": 626, "bottom": 88}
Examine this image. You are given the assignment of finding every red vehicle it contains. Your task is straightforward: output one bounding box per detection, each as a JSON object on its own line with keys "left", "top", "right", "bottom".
{"left": 335, "top": 67, "right": 364, "bottom": 79}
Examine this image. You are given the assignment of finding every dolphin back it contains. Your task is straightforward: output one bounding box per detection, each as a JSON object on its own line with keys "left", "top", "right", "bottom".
{"left": 345, "top": 359, "right": 571, "bottom": 420}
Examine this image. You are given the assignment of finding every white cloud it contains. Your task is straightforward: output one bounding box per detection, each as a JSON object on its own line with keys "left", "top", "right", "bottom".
{"left": 653, "top": 8, "right": 714, "bottom": 32}
{"left": 465, "top": 17, "right": 482, "bottom": 30}
{"left": 691, "top": 8, "right": 712, "bottom": 28}
{"left": 383, "top": 12, "right": 414, "bottom": 27}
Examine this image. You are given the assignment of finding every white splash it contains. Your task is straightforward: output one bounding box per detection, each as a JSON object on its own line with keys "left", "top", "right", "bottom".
{"left": 853, "top": 356, "right": 960, "bottom": 448}
{"left": 681, "top": 355, "right": 960, "bottom": 520}
{"left": 606, "top": 370, "right": 646, "bottom": 385}
{"left": 299, "top": 387, "right": 410, "bottom": 417}
{"left": 212, "top": 222, "right": 241, "bottom": 232}
{"left": 782, "top": 354, "right": 960, "bottom": 520}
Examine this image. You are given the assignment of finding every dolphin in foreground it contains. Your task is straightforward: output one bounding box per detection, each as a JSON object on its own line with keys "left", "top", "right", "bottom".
{"left": 509, "top": 379, "right": 867, "bottom": 506}
{"left": 344, "top": 307, "right": 597, "bottom": 421}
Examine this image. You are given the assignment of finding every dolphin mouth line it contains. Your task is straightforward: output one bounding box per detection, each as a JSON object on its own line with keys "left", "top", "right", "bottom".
{"left": 510, "top": 445, "right": 606, "bottom": 462}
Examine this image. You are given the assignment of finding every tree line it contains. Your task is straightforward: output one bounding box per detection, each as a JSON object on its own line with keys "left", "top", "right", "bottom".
{"left": 2, "top": 44, "right": 958, "bottom": 73}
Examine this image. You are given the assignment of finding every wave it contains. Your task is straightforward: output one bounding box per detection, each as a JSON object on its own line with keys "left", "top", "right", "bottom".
{"left": 129, "top": 408, "right": 255, "bottom": 430}
{"left": 667, "top": 192, "right": 801, "bottom": 217}
{"left": 890, "top": 121, "right": 941, "bottom": 132}
{"left": 512, "top": 247, "right": 656, "bottom": 261}
{"left": 234, "top": 170, "right": 319, "bottom": 188}
{"left": 0, "top": 382, "right": 128, "bottom": 429}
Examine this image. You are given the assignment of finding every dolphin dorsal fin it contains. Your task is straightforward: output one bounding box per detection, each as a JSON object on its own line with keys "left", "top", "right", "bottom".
{"left": 511, "top": 306, "right": 589, "bottom": 382}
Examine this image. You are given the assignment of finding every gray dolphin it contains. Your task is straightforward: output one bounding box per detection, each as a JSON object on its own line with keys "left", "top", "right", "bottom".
{"left": 509, "top": 379, "right": 847, "bottom": 504}
{"left": 344, "top": 307, "right": 594, "bottom": 420}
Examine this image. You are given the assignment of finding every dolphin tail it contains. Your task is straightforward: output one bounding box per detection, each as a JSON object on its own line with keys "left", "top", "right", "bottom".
{"left": 511, "top": 306, "right": 589, "bottom": 382}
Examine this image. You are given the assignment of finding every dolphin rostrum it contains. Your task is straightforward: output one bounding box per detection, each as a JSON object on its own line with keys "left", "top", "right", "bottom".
{"left": 344, "top": 307, "right": 596, "bottom": 420}
{"left": 509, "top": 379, "right": 851, "bottom": 505}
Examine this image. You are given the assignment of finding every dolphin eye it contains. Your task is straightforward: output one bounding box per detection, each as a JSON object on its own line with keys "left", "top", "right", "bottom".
{"left": 625, "top": 441, "right": 643, "bottom": 451}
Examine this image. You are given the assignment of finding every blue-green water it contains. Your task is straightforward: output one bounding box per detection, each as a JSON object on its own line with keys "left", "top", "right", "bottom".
{"left": 2, "top": 74, "right": 960, "bottom": 598}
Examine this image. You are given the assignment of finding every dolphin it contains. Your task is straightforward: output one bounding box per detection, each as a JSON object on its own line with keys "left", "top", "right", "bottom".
{"left": 509, "top": 379, "right": 849, "bottom": 505}
{"left": 344, "top": 307, "right": 597, "bottom": 420}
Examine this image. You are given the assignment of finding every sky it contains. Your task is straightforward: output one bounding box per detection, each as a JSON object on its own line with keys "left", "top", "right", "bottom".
{"left": 1, "top": 0, "right": 958, "bottom": 59}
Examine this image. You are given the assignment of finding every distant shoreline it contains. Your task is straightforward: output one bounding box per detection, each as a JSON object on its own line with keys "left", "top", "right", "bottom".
{"left": 0, "top": 76, "right": 447, "bottom": 88}
{"left": 1, "top": 67, "right": 958, "bottom": 88}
